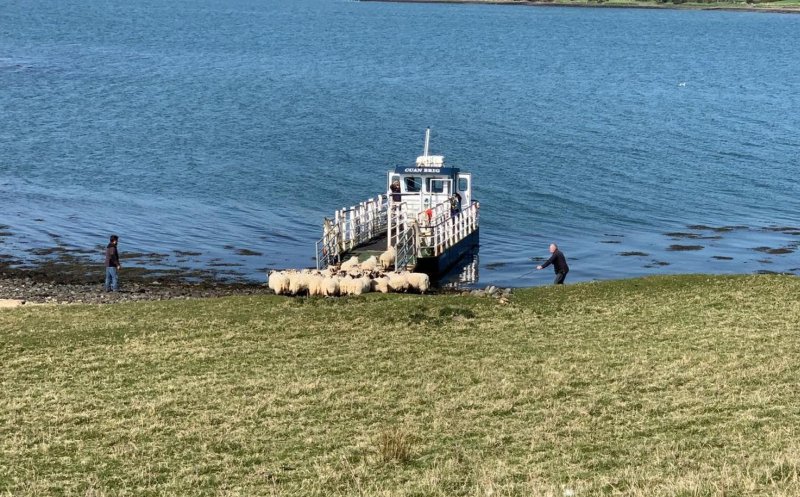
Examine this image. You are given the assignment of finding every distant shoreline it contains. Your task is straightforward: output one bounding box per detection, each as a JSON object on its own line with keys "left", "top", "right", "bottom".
{"left": 360, "top": 0, "right": 800, "bottom": 14}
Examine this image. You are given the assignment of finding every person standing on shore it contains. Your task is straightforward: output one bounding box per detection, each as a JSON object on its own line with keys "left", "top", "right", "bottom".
{"left": 537, "top": 243, "right": 569, "bottom": 285}
{"left": 104, "top": 235, "right": 121, "bottom": 292}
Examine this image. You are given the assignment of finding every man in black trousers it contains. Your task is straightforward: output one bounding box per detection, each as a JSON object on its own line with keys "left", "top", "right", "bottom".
{"left": 537, "top": 243, "right": 569, "bottom": 285}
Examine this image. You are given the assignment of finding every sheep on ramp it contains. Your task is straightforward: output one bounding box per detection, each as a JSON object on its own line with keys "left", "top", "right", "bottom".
{"left": 360, "top": 255, "right": 379, "bottom": 272}
{"left": 379, "top": 247, "right": 396, "bottom": 270}
{"left": 340, "top": 256, "right": 360, "bottom": 271}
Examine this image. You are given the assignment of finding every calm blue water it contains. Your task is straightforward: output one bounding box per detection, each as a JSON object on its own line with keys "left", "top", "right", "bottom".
{"left": 2, "top": 0, "right": 799, "bottom": 286}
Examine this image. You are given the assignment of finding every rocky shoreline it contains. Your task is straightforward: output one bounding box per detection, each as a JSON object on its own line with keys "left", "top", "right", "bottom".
{"left": 0, "top": 277, "right": 272, "bottom": 306}
{"left": 0, "top": 256, "right": 511, "bottom": 306}
{"left": 0, "top": 258, "right": 271, "bottom": 305}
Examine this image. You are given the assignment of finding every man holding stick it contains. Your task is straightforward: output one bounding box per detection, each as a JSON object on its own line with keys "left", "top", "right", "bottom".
{"left": 537, "top": 243, "right": 569, "bottom": 285}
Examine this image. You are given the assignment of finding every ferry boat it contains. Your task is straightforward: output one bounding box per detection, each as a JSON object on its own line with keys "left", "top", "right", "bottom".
{"left": 316, "top": 129, "right": 480, "bottom": 276}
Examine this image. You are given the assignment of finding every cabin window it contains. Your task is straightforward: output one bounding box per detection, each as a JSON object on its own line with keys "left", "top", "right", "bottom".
{"left": 404, "top": 176, "right": 422, "bottom": 193}
{"left": 458, "top": 177, "right": 469, "bottom": 192}
{"left": 427, "top": 178, "right": 448, "bottom": 194}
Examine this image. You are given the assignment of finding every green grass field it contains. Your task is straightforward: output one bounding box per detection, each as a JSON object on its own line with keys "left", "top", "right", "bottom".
{"left": 2, "top": 275, "right": 800, "bottom": 496}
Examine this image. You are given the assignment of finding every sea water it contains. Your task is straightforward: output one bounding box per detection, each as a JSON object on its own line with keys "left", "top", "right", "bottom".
{"left": 1, "top": 0, "right": 799, "bottom": 286}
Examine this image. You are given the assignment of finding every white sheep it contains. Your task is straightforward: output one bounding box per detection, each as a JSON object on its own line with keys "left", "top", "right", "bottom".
{"left": 360, "top": 255, "right": 379, "bottom": 272}
{"left": 379, "top": 247, "right": 396, "bottom": 270}
{"left": 267, "top": 271, "right": 290, "bottom": 295}
{"left": 271, "top": 266, "right": 429, "bottom": 297}
{"left": 406, "top": 272, "right": 431, "bottom": 294}
{"left": 339, "top": 275, "right": 355, "bottom": 296}
{"left": 371, "top": 276, "right": 390, "bottom": 294}
{"left": 322, "top": 276, "right": 340, "bottom": 297}
{"left": 267, "top": 270, "right": 279, "bottom": 293}
{"left": 387, "top": 271, "right": 409, "bottom": 293}
{"left": 353, "top": 276, "right": 372, "bottom": 295}
{"left": 306, "top": 274, "right": 326, "bottom": 297}
{"left": 340, "top": 256, "right": 360, "bottom": 271}
{"left": 288, "top": 272, "right": 309, "bottom": 296}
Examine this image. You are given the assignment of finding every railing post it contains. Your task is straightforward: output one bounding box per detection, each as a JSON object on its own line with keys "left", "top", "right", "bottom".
{"left": 388, "top": 201, "right": 393, "bottom": 248}
{"left": 368, "top": 198, "right": 374, "bottom": 239}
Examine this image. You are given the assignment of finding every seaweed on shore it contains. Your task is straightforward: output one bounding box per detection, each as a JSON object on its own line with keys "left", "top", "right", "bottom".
{"left": 687, "top": 224, "right": 746, "bottom": 232}
{"left": 667, "top": 244, "right": 704, "bottom": 251}
{"left": 236, "top": 249, "right": 263, "bottom": 256}
{"left": 753, "top": 246, "right": 795, "bottom": 255}
{"left": 665, "top": 232, "right": 703, "bottom": 239}
{"left": 666, "top": 231, "right": 722, "bottom": 240}
{"left": 28, "top": 246, "right": 73, "bottom": 257}
{"left": 485, "top": 262, "right": 508, "bottom": 270}
{"left": 1, "top": 248, "right": 254, "bottom": 286}
{"left": 122, "top": 252, "right": 170, "bottom": 261}
{"left": 174, "top": 250, "right": 202, "bottom": 256}
{"left": 762, "top": 226, "right": 800, "bottom": 235}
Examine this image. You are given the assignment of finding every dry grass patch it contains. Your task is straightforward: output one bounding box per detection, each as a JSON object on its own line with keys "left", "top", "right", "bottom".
{"left": 378, "top": 427, "right": 414, "bottom": 464}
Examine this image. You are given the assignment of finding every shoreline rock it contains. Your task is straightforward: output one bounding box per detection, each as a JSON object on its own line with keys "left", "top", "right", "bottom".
{"left": 0, "top": 275, "right": 272, "bottom": 305}
{"left": 0, "top": 259, "right": 272, "bottom": 305}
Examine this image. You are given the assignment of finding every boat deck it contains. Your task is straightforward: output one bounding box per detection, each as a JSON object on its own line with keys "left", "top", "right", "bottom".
{"left": 341, "top": 234, "right": 387, "bottom": 262}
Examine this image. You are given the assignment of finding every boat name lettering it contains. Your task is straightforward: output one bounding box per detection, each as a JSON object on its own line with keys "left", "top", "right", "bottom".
{"left": 405, "top": 168, "right": 441, "bottom": 173}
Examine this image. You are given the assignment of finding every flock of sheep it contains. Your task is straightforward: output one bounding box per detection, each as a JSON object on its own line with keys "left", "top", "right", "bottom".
{"left": 267, "top": 248, "right": 431, "bottom": 297}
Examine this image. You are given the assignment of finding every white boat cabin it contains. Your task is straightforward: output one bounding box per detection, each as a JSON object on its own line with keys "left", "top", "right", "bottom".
{"left": 387, "top": 133, "right": 472, "bottom": 217}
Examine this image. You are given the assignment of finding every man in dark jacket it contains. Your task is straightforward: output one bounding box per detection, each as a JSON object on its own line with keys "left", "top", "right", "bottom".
{"left": 104, "top": 234, "right": 121, "bottom": 291}
{"left": 390, "top": 179, "right": 402, "bottom": 203}
{"left": 537, "top": 243, "right": 569, "bottom": 285}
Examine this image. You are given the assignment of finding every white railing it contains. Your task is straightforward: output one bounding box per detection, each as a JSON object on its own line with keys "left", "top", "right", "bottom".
{"left": 387, "top": 200, "right": 419, "bottom": 271}
{"left": 417, "top": 201, "right": 479, "bottom": 258}
{"left": 317, "top": 195, "right": 478, "bottom": 271}
{"left": 394, "top": 224, "right": 417, "bottom": 271}
{"left": 416, "top": 199, "right": 451, "bottom": 228}
{"left": 316, "top": 217, "right": 340, "bottom": 269}
{"left": 387, "top": 200, "right": 412, "bottom": 248}
{"left": 316, "top": 194, "right": 388, "bottom": 269}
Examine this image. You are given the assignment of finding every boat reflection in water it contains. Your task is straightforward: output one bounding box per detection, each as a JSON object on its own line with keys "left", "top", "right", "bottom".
{"left": 435, "top": 249, "right": 480, "bottom": 290}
